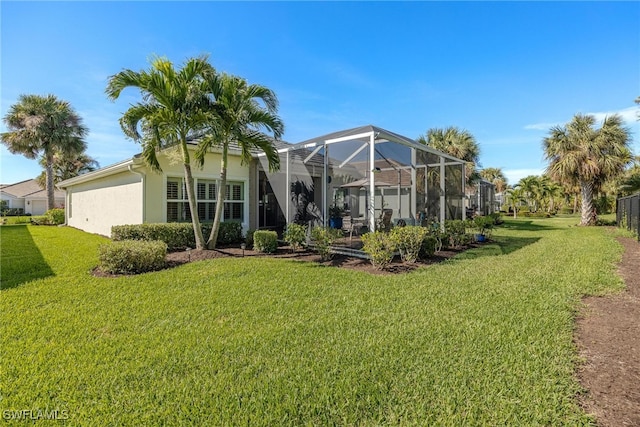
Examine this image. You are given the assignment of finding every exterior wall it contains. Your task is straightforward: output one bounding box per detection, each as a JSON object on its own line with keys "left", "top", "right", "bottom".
{"left": 62, "top": 149, "right": 252, "bottom": 237}
{"left": 67, "top": 171, "right": 143, "bottom": 237}
{"left": 24, "top": 197, "right": 64, "bottom": 215}
{"left": 0, "top": 194, "right": 23, "bottom": 210}
{"left": 145, "top": 151, "right": 251, "bottom": 231}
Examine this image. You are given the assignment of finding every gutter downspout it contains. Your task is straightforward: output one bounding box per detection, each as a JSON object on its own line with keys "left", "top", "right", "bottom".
{"left": 128, "top": 165, "right": 146, "bottom": 223}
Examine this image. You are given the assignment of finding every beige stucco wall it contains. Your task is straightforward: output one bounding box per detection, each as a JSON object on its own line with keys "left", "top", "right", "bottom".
{"left": 64, "top": 148, "right": 252, "bottom": 237}
{"left": 144, "top": 150, "right": 251, "bottom": 230}
{"left": 67, "top": 171, "right": 143, "bottom": 237}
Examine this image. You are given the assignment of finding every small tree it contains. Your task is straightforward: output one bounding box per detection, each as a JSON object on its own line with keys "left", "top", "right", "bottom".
{"left": 1, "top": 94, "right": 88, "bottom": 210}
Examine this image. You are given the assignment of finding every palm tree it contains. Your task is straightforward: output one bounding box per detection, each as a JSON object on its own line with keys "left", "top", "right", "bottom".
{"left": 106, "top": 55, "right": 216, "bottom": 249}
{"left": 36, "top": 151, "right": 99, "bottom": 188}
{"left": 195, "top": 73, "right": 283, "bottom": 249}
{"left": 505, "top": 186, "right": 525, "bottom": 218}
{"left": 517, "top": 175, "right": 542, "bottom": 212}
{"left": 480, "top": 167, "right": 508, "bottom": 193}
{"left": 417, "top": 126, "right": 481, "bottom": 187}
{"left": 1, "top": 94, "right": 88, "bottom": 210}
{"left": 543, "top": 114, "right": 632, "bottom": 225}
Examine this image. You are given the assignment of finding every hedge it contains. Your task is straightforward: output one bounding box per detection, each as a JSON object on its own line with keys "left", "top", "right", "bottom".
{"left": 111, "top": 222, "right": 243, "bottom": 251}
{"left": 98, "top": 240, "right": 167, "bottom": 274}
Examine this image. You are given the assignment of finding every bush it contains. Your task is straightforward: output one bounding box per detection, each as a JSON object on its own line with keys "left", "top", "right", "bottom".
{"left": 444, "top": 219, "right": 471, "bottom": 248}
{"left": 253, "top": 230, "right": 278, "bottom": 253}
{"left": 111, "top": 222, "right": 241, "bottom": 251}
{"left": 44, "top": 208, "right": 65, "bottom": 225}
{"left": 361, "top": 231, "right": 397, "bottom": 270}
{"left": 391, "top": 226, "right": 428, "bottom": 263}
{"left": 419, "top": 235, "right": 438, "bottom": 258}
{"left": 245, "top": 229, "right": 255, "bottom": 249}
{"left": 98, "top": 240, "right": 167, "bottom": 274}
{"left": 216, "top": 222, "right": 243, "bottom": 245}
{"left": 284, "top": 223, "right": 307, "bottom": 250}
{"left": 310, "top": 227, "right": 341, "bottom": 261}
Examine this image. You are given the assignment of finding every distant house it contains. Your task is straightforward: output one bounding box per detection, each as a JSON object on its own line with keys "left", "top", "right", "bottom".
{"left": 58, "top": 125, "right": 468, "bottom": 238}
{"left": 0, "top": 179, "right": 65, "bottom": 215}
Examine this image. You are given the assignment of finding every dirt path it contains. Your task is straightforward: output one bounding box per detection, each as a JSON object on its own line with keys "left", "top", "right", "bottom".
{"left": 576, "top": 236, "right": 640, "bottom": 427}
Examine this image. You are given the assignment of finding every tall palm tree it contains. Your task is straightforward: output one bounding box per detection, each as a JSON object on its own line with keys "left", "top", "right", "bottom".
{"left": 106, "top": 55, "right": 216, "bottom": 249}
{"left": 505, "top": 186, "right": 525, "bottom": 218}
{"left": 36, "top": 151, "right": 99, "bottom": 188}
{"left": 517, "top": 175, "right": 542, "bottom": 212}
{"left": 1, "top": 94, "right": 88, "bottom": 210}
{"left": 196, "top": 73, "right": 283, "bottom": 249}
{"left": 480, "top": 167, "right": 508, "bottom": 193}
{"left": 417, "top": 126, "right": 481, "bottom": 187}
{"left": 543, "top": 114, "right": 632, "bottom": 225}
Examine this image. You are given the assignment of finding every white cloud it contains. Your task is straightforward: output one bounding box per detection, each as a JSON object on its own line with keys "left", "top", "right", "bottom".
{"left": 524, "top": 106, "right": 640, "bottom": 131}
{"left": 523, "top": 122, "right": 559, "bottom": 131}
{"left": 503, "top": 168, "right": 545, "bottom": 185}
{"left": 587, "top": 106, "right": 639, "bottom": 124}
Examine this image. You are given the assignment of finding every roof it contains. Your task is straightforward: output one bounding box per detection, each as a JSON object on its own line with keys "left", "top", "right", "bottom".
{"left": 0, "top": 179, "right": 65, "bottom": 199}
{"left": 277, "top": 125, "right": 465, "bottom": 164}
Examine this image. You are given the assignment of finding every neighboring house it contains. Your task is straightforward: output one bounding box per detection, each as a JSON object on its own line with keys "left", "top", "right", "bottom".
{"left": 58, "top": 125, "right": 467, "bottom": 238}
{"left": 0, "top": 179, "right": 65, "bottom": 215}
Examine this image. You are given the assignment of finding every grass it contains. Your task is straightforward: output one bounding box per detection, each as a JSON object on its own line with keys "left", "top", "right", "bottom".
{"left": 0, "top": 219, "right": 626, "bottom": 425}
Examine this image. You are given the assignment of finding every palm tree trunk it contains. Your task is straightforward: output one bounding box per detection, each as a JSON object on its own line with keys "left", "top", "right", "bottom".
{"left": 45, "top": 152, "right": 55, "bottom": 211}
{"left": 180, "top": 140, "right": 205, "bottom": 249}
{"left": 580, "top": 180, "right": 596, "bottom": 226}
{"left": 207, "top": 143, "right": 228, "bottom": 249}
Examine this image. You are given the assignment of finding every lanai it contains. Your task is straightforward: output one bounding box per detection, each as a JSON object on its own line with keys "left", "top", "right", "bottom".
{"left": 256, "top": 125, "right": 467, "bottom": 232}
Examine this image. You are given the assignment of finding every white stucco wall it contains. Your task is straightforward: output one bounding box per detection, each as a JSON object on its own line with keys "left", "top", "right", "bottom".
{"left": 67, "top": 171, "right": 143, "bottom": 237}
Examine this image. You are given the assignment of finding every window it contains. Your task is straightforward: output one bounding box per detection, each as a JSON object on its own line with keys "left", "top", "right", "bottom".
{"left": 166, "top": 178, "right": 191, "bottom": 222}
{"left": 167, "top": 178, "right": 243, "bottom": 223}
{"left": 224, "top": 183, "right": 244, "bottom": 221}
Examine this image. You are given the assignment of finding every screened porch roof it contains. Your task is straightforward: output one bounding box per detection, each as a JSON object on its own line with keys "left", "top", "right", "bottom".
{"left": 268, "top": 125, "right": 466, "bottom": 166}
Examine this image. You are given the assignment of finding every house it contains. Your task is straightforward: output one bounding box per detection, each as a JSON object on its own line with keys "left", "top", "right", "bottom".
{"left": 0, "top": 179, "right": 65, "bottom": 215}
{"left": 58, "top": 125, "right": 467, "bottom": 238}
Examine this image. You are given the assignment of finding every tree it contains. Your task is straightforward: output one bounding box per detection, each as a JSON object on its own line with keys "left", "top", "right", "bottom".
{"left": 480, "top": 167, "right": 508, "bottom": 193}
{"left": 36, "top": 151, "right": 99, "bottom": 188}
{"left": 106, "top": 55, "right": 216, "bottom": 249}
{"left": 505, "top": 186, "right": 525, "bottom": 218}
{"left": 417, "top": 126, "right": 481, "bottom": 186}
{"left": 517, "top": 175, "right": 542, "bottom": 212}
{"left": 195, "top": 73, "right": 283, "bottom": 249}
{"left": 543, "top": 114, "right": 632, "bottom": 225}
{"left": 1, "top": 94, "right": 88, "bottom": 210}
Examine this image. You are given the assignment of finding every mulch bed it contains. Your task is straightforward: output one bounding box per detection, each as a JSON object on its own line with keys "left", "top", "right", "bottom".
{"left": 92, "top": 243, "right": 472, "bottom": 278}
{"left": 575, "top": 236, "right": 640, "bottom": 427}
{"left": 162, "top": 244, "right": 472, "bottom": 276}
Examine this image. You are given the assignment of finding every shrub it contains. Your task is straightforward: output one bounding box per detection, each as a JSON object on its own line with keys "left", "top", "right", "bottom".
{"left": 44, "top": 208, "right": 65, "bottom": 225}
{"left": 391, "top": 226, "right": 429, "bottom": 263}
{"left": 245, "top": 229, "right": 255, "bottom": 249}
{"left": 419, "top": 235, "right": 438, "bottom": 258}
{"left": 111, "top": 223, "right": 241, "bottom": 251}
{"left": 361, "top": 231, "right": 396, "bottom": 270}
{"left": 310, "top": 226, "right": 341, "bottom": 261}
{"left": 284, "top": 223, "right": 307, "bottom": 250}
{"left": 98, "top": 240, "right": 167, "bottom": 274}
{"left": 112, "top": 223, "right": 194, "bottom": 250}
{"left": 216, "top": 222, "right": 243, "bottom": 245}
{"left": 444, "top": 219, "right": 470, "bottom": 248}
{"left": 489, "top": 212, "right": 503, "bottom": 225}
{"left": 253, "top": 230, "right": 278, "bottom": 253}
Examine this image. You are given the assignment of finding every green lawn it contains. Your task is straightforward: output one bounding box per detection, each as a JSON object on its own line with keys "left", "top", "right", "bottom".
{"left": 0, "top": 219, "right": 624, "bottom": 425}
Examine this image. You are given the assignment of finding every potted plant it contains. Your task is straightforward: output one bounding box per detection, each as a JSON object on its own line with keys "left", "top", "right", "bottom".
{"left": 472, "top": 215, "right": 494, "bottom": 243}
{"left": 328, "top": 204, "right": 344, "bottom": 229}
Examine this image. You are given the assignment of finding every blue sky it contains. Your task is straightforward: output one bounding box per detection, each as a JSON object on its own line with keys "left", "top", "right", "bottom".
{"left": 2, "top": 1, "right": 639, "bottom": 186}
